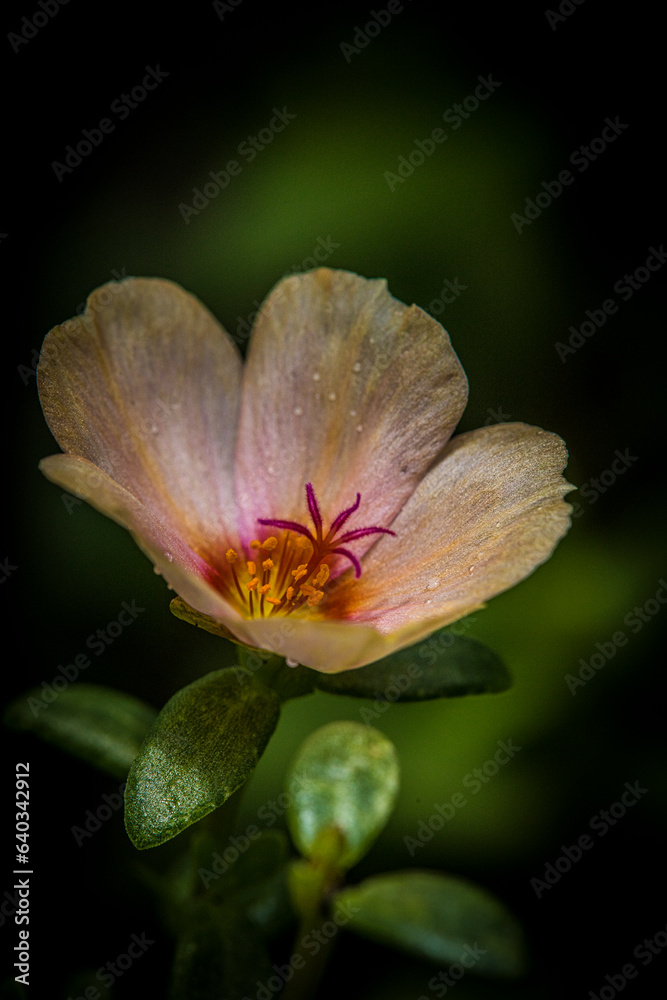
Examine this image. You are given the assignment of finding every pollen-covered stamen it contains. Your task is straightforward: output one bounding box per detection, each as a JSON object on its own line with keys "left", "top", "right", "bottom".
{"left": 249, "top": 483, "right": 396, "bottom": 612}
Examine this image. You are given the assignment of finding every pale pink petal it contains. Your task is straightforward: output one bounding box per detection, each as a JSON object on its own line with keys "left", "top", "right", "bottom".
{"left": 234, "top": 268, "right": 468, "bottom": 549}
{"left": 326, "top": 423, "right": 573, "bottom": 634}
{"left": 39, "top": 454, "right": 242, "bottom": 620}
{"left": 41, "top": 455, "right": 386, "bottom": 673}
{"left": 38, "top": 278, "right": 243, "bottom": 557}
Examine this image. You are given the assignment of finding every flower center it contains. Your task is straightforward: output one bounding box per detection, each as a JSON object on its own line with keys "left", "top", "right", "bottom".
{"left": 222, "top": 483, "right": 395, "bottom": 619}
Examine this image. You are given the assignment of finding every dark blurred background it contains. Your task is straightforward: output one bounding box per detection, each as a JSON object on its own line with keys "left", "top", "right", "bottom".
{"left": 2, "top": 2, "right": 665, "bottom": 998}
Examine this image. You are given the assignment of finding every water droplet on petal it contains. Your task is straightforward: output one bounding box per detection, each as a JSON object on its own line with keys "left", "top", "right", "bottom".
{"left": 425, "top": 599, "right": 432, "bottom": 605}
{"left": 349, "top": 409, "right": 357, "bottom": 417}
{"left": 286, "top": 657, "right": 299, "bottom": 668}
{"left": 495, "top": 521, "right": 501, "bottom": 528}
{"left": 468, "top": 565, "right": 476, "bottom": 573}
{"left": 293, "top": 406, "right": 303, "bottom": 416}
{"left": 352, "top": 361, "right": 362, "bottom": 372}
{"left": 327, "top": 391, "right": 336, "bottom": 401}
{"left": 312, "top": 372, "right": 321, "bottom": 382}
{"left": 150, "top": 425, "right": 158, "bottom": 433}
{"left": 356, "top": 424, "right": 363, "bottom": 433}
{"left": 166, "top": 553, "right": 173, "bottom": 562}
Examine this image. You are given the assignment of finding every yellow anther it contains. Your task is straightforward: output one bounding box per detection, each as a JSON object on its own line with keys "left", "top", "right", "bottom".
{"left": 299, "top": 584, "right": 317, "bottom": 596}
{"left": 306, "top": 591, "right": 324, "bottom": 607}
{"left": 262, "top": 537, "right": 278, "bottom": 551}
{"left": 266, "top": 597, "right": 282, "bottom": 606}
{"left": 225, "top": 548, "right": 238, "bottom": 564}
{"left": 259, "top": 584, "right": 271, "bottom": 595}
{"left": 286, "top": 586, "right": 295, "bottom": 601}
{"left": 292, "top": 564, "right": 308, "bottom": 582}
{"left": 246, "top": 577, "right": 259, "bottom": 592}
{"left": 262, "top": 558, "right": 274, "bottom": 572}
{"left": 314, "top": 564, "right": 330, "bottom": 587}
{"left": 250, "top": 539, "right": 261, "bottom": 550}
{"left": 247, "top": 560, "right": 257, "bottom": 575}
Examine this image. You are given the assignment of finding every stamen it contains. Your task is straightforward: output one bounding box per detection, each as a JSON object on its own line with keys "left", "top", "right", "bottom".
{"left": 262, "top": 536, "right": 278, "bottom": 552}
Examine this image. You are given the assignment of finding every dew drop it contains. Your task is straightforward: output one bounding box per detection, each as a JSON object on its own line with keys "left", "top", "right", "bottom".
{"left": 356, "top": 424, "right": 363, "bottom": 433}
{"left": 293, "top": 405, "right": 303, "bottom": 416}
{"left": 150, "top": 425, "right": 159, "bottom": 433}
{"left": 495, "top": 521, "right": 501, "bottom": 528}
{"left": 349, "top": 409, "right": 357, "bottom": 417}
{"left": 327, "top": 391, "right": 336, "bottom": 401}
{"left": 352, "top": 361, "right": 362, "bottom": 373}
{"left": 267, "top": 464, "right": 276, "bottom": 476}
{"left": 425, "top": 599, "right": 432, "bottom": 605}
{"left": 166, "top": 553, "right": 174, "bottom": 562}
{"left": 468, "top": 565, "right": 476, "bottom": 573}
{"left": 286, "top": 657, "right": 299, "bottom": 668}
{"left": 312, "top": 372, "right": 321, "bottom": 382}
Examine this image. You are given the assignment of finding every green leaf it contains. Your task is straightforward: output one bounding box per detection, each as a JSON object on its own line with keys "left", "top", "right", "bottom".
{"left": 335, "top": 870, "right": 527, "bottom": 977}
{"left": 4, "top": 683, "right": 157, "bottom": 778}
{"left": 124, "top": 669, "right": 280, "bottom": 850}
{"left": 286, "top": 721, "right": 399, "bottom": 870}
{"left": 315, "top": 632, "right": 511, "bottom": 701}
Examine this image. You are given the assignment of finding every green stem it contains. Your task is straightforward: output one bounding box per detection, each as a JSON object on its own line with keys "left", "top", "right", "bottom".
{"left": 281, "top": 908, "right": 338, "bottom": 1000}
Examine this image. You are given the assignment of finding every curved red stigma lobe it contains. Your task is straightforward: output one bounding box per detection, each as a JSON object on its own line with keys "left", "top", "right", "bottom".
{"left": 256, "top": 517, "right": 315, "bottom": 543}
{"left": 234, "top": 483, "right": 394, "bottom": 616}
{"left": 336, "top": 526, "right": 396, "bottom": 544}
{"left": 329, "top": 546, "right": 362, "bottom": 578}
{"left": 328, "top": 492, "right": 361, "bottom": 537}
{"left": 305, "top": 483, "right": 323, "bottom": 538}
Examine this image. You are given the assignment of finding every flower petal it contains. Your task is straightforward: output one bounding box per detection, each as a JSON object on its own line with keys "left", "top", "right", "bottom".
{"left": 40, "top": 454, "right": 392, "bottom": 673}
{"left": 234, "top": 268, "right": 468, "bottom": 546}
{"left": 38, "top": 278, "right": 243, "bottom": 555}
{"left": 327, "top": 423, "right": 573, "bottom": 634}
{"left": 39, "top": 454, "right": 241, "bottom": 620}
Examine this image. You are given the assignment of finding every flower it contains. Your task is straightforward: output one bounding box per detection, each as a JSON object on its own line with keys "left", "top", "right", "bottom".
{"left": 37, "top": 268, "right": 572, "bottom": 673}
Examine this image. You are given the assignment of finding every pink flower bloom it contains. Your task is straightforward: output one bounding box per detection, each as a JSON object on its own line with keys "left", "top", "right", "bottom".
{"left": 37, "top": 269, "right": 572, "bottom": 673}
